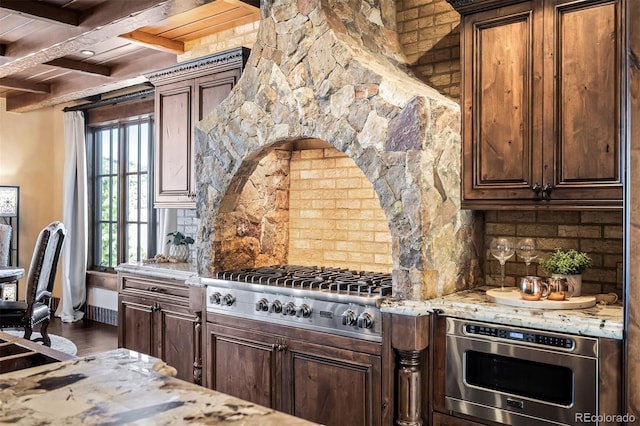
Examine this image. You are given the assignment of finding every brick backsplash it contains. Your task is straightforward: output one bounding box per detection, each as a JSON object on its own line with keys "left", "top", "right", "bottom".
{"left": 483, "top": 210, "right": 624, "bottom": 297}
{"left": 397, "top": 0, "right": 461, "bottom": 100}
{"left": 177, "top": 209, "right": 199, "bottom": 263}
{"left": 287, "top": 148, "right": 393, "bottom": 273}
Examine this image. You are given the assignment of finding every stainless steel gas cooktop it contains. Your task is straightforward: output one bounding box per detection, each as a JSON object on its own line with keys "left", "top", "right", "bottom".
{"left": 195, "top": 265, "right": 393, "bottom": 342}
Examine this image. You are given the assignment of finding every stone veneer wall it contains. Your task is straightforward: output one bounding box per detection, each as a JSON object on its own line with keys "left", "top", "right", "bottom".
{"left": 288, "top": 148, "right": 393, "bottom": 272}
{"left": 194, "top": 0, "right": 480, "bottom": 300}
{"left": 484, "top": 211, "right": 624, "bottom": 297}
{"left": 213, "top": 150, "right": 291, "bottom": 270}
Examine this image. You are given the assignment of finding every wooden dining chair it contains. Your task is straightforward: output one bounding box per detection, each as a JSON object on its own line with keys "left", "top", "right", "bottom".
{"left": 0, "top": 221, "right": 66, "bottom": 347}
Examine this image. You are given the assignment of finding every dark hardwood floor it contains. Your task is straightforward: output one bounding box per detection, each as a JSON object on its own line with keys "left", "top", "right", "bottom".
{"left": 47, "top": 317, "right": 118, "bottom": 357}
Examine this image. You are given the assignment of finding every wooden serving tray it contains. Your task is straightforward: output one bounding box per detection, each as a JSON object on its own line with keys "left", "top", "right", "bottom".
{"left": 486, "top": 288, "right": 597, "bottom": 310}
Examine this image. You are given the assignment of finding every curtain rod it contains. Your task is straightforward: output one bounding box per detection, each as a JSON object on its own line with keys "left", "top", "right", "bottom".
{"left": 63, "top": 88, "right": 154, "bottom": 112}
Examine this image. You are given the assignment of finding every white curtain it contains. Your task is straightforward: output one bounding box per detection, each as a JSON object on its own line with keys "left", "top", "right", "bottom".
{"left": 56, "top": 110, "right": 87, "bottom": 322}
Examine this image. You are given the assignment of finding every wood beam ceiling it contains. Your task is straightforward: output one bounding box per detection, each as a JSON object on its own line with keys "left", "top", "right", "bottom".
{"left": 0, "top": 0, "right": 80, "bottom": 26}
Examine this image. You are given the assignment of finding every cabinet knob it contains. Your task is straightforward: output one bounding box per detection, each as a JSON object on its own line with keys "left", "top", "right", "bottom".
{"left": 542, "top": 184, "right": 553, "bottom": 198}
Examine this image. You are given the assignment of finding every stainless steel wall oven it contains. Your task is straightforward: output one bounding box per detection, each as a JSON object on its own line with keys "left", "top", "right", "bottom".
{"left": 445, "top": 317, "right": 599, "bottom": 426}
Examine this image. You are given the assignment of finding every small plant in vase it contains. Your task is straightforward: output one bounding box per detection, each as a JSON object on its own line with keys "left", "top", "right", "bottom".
{"left": 539, "top": 248, "right": 591, "bottom": 296}
{"left": 167, "top": 231, "right": 194, "bottom": 263}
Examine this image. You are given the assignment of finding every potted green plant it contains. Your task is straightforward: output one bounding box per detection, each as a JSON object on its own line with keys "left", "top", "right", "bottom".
{"left": 166, "top": 231, "right": 194, "bottom": 262}
{"left": 539, "top": 248, "right": 591, "bottom": 296}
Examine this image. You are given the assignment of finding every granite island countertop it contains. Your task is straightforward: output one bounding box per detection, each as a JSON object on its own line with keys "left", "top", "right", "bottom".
{"left": 0, "top": 348, "right": 317, "bottom": 425}
{"left": 381, "top": 286, "right": 624, "bottom": 340}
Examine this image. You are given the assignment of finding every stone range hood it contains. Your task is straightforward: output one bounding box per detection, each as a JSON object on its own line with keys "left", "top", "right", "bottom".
{"left": 194, "top": 0, "right": 479, "bottom": 300}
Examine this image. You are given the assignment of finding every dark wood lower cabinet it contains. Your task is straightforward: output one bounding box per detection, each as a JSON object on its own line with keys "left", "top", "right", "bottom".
{"left": 205, "top": 313, "right": 391, "bottom": 426}
{"left": 117, "top": 273, "right": 203, "bottom": 385}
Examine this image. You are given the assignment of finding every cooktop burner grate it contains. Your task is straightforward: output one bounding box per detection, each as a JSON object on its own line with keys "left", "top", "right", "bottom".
{"left": 216, "top": 265, "right": 392, "bottom": 297}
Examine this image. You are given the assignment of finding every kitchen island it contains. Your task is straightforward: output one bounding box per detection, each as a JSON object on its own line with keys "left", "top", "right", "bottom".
{"left": 0, "top": 348, "right": 317, "bottom": 425}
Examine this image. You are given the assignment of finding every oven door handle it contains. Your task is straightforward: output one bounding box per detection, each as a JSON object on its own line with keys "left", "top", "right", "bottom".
{"left": 506, "top": 398, "right": 524, "bottom": 409}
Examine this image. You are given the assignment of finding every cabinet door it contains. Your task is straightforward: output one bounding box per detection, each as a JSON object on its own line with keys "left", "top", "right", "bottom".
{"left": 157, "top": 301, "right": 201, "bottom": 384}
{"left": 282, "top": 338, "right": 383, "bottom": 426}
{"left": 543, "top": 0, "right": 624, "bottom": 203}
{"left": 154, "top": 80, "right": 195, "bottom": 208}
{"left": 205, "top": 323, "right": 280, "bottom": 409}
{"left": 461, "top": 1, "right": 544, "bottom": 204}
{"left": 118, "top": 295, "right": 155, "bottom": 356}
{"left": 194, "top": 68, "right": 241, "bottom": 121}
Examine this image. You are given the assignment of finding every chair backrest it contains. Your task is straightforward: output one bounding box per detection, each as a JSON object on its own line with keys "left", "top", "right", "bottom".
{"left": 0, "top": 224, "right": 11, "bottom": 267}
{"left": 24, "top": 221, "right": 66, "bottom": 305}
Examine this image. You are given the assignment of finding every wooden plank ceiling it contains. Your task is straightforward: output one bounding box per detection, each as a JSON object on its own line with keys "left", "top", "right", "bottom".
{"left": 0, "top": 0, "right": 259, "bottom": 112}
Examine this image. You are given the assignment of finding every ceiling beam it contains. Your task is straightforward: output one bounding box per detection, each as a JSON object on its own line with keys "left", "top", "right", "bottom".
{"left": 0, "top": 77, "right": 50, "bottom": 94}
{"left": 0, "top": 0, "right": 80, "bottom": 26}
{"left": 0, "top": 0, "right": 215, "bottom": 79}
{"left": 119, "top": 30, "right": 186, "bottom": 54}
{"left": 5, "top": 51, "right": 177, "bottom": 113}
{"left": 45, "top": 58, "right": 112, "bottom": 77}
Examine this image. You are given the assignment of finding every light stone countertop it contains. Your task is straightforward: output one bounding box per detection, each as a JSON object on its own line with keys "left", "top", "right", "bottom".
{"left": 0, "top": 348, "right": 317, "bottom": 425}
{"left": 115, "top": 261, "right": 199, "bottom": 281}
{"left": 381, "top": 286, "right": 624, "bottom": 340}
{"left": 114, "top": 264, "right": 623, "bottom": 340}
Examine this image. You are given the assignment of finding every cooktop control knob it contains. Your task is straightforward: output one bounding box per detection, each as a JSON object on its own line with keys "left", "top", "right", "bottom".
{"left": 255, "top": 298, "right": 269, "bottom": 312}
{"left": 296, "top": 304, "right": 312, "bottom": 318}
{"left": 283, "top": 302, "right": 296, "bottom": 316}
{"left": 357, "top": 312, "right": 374, "bottom": 329}
{"left": 342, "top": 310, "right": 357, "bottom": 326}
{"left": 222, "top": 294, "right": 236, "bottom": 306}
{"left": 210, "top": 292, "right": 222, "bottom": 305}
{"left": 269, "top": 300, "right": 283, "bottom": 313}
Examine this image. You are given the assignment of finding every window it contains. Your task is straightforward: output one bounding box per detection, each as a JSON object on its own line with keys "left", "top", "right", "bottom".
{"left": 88, "top": 116, "right": 156, "bottom": 270}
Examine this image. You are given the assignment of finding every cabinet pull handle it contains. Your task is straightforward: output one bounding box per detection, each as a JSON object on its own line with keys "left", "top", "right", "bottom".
{"left": 531, "top": 183, "right": 542, "bottom": 195}
{"left": 149, "top": 286, "right": 159, "bottom": 292}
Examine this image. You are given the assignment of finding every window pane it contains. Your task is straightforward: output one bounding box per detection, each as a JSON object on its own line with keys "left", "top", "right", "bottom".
{"left": 140, "top": 174, "right": 148, "bottom": 222}
{"left": 112, "top": 128, "right": 118, "bottom": 172}
{"left": 100, "top": 130, "right": 111, "bottom": 174}
{"left": 140, "top": 226, "right": 148, "bottom": 260}
{"left": 99, "top": 222, "right": 110, "bottom": 267}
{"left": 100, "top": 177, "right": 111, "bottom": 221}
{"left": 127, "top": 125, "right": 139, "bottom": 173}
{"left": 127, "top": 175, "right": 138, "bottom": 222}
{"left": 140, "top": 122, "right": 149, "bottom": 172}
{"left": 111, "top": 176, "right": 118, "bottom": 220}
{"left": 127, "top": 224, "right": 138, "bottom": 262}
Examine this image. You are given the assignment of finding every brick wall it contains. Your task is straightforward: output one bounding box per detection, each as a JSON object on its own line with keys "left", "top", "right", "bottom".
{"left": 397, "top": 0, "right": 461, "bottom": 100}
{"left": 288, "top": 148, "right": 393, "bottom": 273}
{"left": 484, "top": 211, "right": 624, "bottom": 297}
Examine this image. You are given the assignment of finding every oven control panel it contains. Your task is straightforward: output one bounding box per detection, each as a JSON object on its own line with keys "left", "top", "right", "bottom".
{"left": 465, "top": 324, "right": 575, "bottom": 349}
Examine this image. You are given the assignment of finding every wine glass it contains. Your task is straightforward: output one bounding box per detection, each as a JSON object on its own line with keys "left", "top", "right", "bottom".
{"left": 517, "top": 238, "right": 537, "bottom": 276}
{"left": 490, "top": 237, "right": 516, "bottom": 291}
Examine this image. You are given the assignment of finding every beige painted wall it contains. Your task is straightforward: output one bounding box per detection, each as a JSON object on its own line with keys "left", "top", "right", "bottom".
{"left": 0, "top": 98, "right": 65, "bottom": 299}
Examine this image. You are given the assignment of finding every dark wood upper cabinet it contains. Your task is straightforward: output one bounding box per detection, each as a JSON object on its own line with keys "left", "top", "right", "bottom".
{"left": 451, "top": 0, "right": 625, "bottom": 209}
{"left": 146, "top": 47, "right": 250, "bottom": 208}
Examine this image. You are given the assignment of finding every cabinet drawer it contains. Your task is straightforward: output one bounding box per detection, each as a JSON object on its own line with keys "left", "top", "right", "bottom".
{"left": 119, "top": 274, "right": 189, "bottom": 300}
